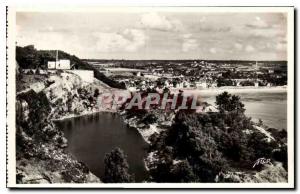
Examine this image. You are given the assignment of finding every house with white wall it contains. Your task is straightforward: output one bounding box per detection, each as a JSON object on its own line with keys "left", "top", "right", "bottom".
{"left": 48, "top": 59, "right": 71, "bottom": 70}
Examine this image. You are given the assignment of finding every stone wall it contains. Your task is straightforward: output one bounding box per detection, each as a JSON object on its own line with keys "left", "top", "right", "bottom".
{"left": 67, "top": 70, "right": 94, "bottom": 83}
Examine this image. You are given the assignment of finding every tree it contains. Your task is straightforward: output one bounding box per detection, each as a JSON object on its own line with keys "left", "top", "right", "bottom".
{"left": 247, "top": 131, "right": 277, "bottom": 160}
{"left": 170, "top": 160, "right": 198, "bottom": 182}
{"left": 103, "top": 147, "right": 134, "bottom": 183}
{"left": 217, "top": 78, "right": 235, "bottom": 87}
{"left": 258, "top": 118, "right": 264, "bottom": 126}
{"left": 94, "top": 88, "right": 100, "bottom": 98}
{"left": 16, "top": 45, "right": 40, "bottom": 69}
{"left": 148, "top": 146, "right": 174, "bottom": 182}
{"left": 216, "top": 92, "right": 245, "bottom": 113}
{"left": 142, "top": 113, "right": 158, "bottom": 125}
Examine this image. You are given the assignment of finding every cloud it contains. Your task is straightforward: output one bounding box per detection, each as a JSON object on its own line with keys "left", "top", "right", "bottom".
{"left": 246, "top": 16, "right": 269, "bottom": 29}
{"left": 245, "top": 45, "right": 255, "bottom": 52}
{"left": 123, "top": 29, "right": 148, "bottom": 52}
{"left": 249, "top": 28, "right": 285, "bottom": 38}
{"left": 94, "top": 29, "right": 147, "bottom": 52}
{"left": 182, "top": 33, "right": 192, "bottom": 39}
{"left": 140, "top": 12, "right": 182, "bottom": 31}
{"left": 209, "top": 48, "right": 217, "bottom": 54}
{"left": 16, "top": 12, "right": 287, "bottom": 60}
{"left": 182, "top": 39, "right": 198, "bottom": 52}
{"left": 198, "top": 26, "right": 231, "bottom": 33}
{"left": 17, "top": 31, "right": 86, "bottom": 57}
{"left": 94, "top": 32, "right": 127, "bottom": 52}
{"left": 275, "top": 42, "right": 286, "bottom": 51}
{"left": 234, "top": 43, "right": 243, "bottom": 50}
{"left": 244, "top": 16, "right": 286, "bottom": 41}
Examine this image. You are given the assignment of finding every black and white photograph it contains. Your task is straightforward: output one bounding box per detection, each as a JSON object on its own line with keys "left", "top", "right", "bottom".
{"left": 6, "top": 6, "right": 294, "bottom": 188}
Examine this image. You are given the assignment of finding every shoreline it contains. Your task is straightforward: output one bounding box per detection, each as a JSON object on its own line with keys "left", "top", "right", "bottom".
{"left": 52, "top": 109, "right": 116, "bottom": 121}
{"left": 171, "top": 86, "right": 287, "bottom": 95}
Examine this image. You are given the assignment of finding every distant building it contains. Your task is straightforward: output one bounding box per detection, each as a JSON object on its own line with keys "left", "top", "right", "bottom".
{"left": 196, "top": 81, "right": 207, "bottom": 89}
{"left": 47, "top": 61, "right": 56, "bottom": 69}
{"left": 47, "top": 50, "right": 71, "bottom": 70}
{"left": 48, "top": 59, "right": 71, "bottom": 70}
{"left": 57, "top": 59, "right": 71, "bottom": 69}
{"left": 210, "top": 82, "right": 217, "bottom": 88}
{"left": 268, "top": 69, "right": 274, "bottom": 74}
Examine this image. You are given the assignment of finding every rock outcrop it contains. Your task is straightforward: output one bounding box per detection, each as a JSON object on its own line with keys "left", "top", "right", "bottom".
{"left": 16, "top": 72, "right": 107, "bottom": 184}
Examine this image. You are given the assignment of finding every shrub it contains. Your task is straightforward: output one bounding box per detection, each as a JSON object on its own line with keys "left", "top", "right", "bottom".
{"left": 102, "top": 147, "right": 134, "bottom": 183}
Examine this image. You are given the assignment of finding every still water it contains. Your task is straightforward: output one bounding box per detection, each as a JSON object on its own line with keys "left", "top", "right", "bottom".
{"left": 202, "top": 91, "right": 287, "bottom": 130}
{"left": 56, "top": 112, "right": 148, "bottom": 182}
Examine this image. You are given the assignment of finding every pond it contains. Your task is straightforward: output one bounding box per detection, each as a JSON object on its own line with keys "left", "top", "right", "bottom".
{"left": 56, "top": 112, "right": 149, "bottom": 182}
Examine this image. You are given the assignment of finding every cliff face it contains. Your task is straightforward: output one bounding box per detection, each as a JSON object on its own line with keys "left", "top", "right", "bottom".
{"left": 16, "top": 71, "right": 111, "bottom": 184}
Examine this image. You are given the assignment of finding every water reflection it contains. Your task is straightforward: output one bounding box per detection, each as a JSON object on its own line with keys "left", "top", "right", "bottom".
{"left": 56, "top": 112, "right": 149, "bottom": 182}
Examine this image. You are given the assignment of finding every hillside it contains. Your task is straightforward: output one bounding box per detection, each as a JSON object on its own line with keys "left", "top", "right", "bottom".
{"left": 16, "top": 45, "right": 126, "bottom": 89}
{"left": 120, "top": 91, "right": 288, "bottom": 183}
{"left": 15, "top": 70, "right": 116, "bottom": 183}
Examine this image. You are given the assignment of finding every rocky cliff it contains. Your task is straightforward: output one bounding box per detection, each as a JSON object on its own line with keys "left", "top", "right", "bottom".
{"left": 16, "top": 71, "right": 114, "bottom": 184}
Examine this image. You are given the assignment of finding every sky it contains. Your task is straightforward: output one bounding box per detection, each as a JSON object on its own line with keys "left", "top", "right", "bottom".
{"left": 16, "top": 11, "right": 287, "bottom": 60}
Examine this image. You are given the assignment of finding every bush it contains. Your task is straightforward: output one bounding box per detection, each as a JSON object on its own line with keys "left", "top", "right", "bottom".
{"left": 273, "top": 145, "right": 288, "bottom": 170}
{"left": 216, "top": 92, "right": 245, "bottom": 113}
{"left": 102, "top": 147, "right": 134, "bottom": 183}
{"left": 142, "top": 113, "right": 158, "bottom": 125}
{"left": 16, "top": 90, "right": 51, "bottom": 137}
{"left": 170, "top": 160, "right": 198, "bottom": 182}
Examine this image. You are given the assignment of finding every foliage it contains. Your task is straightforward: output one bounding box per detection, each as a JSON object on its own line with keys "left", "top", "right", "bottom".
{"left": 102, "top": 147, "right": 134, "bottom": 183}
{"left": 170, "top": 160, "right": 198, "bottom": 182}
{"left": 94, "top": 88, "right": 100, "bottom": 98}
{"left": 141, "top": 113, "right": 159, "bottom": 125}
{"left": 148, "top": 92, "right": 287, "bottom": 182}
{"left": 217, "top": 78, "right": 236, "bottom": 87}
{"left": 216, "top": 91, "right": 245, "bottom": 113}
{"left": 148, "top": 146, "right": 174, "bottom": 182}
{"left": 16, "top": 45, "right": 40, "bottom": 69}
{"left": 240, "top": 80, "right": 255, "bottom": 86}
{"left": 16, "top": 90, "right": 51, "bottom": 137}
{"left": 273, "top": 145, "right": 288, "bottom": 170}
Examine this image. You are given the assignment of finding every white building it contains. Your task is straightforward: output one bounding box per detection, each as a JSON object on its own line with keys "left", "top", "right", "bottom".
{"left": 57, "top": 59, "right": 71, "bottom": 69}
{"left": 268, "top": 69, "right": 274, "bottom": 74}
{"left": 196, "top": 81, "right": 207, "bottom": 89}
{"left": 48, "top": 61, "right": 56, "bottom": 69}
{"left": 48, "top": 59, "right": 71, "bottom": 70}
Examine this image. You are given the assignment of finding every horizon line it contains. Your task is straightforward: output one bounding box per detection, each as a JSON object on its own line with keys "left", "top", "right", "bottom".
{"left": 17, "top": 46, "right": 287, "bottom": 62}
{"left": 81, "top": 58, "right": 288, "bottom": 62}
